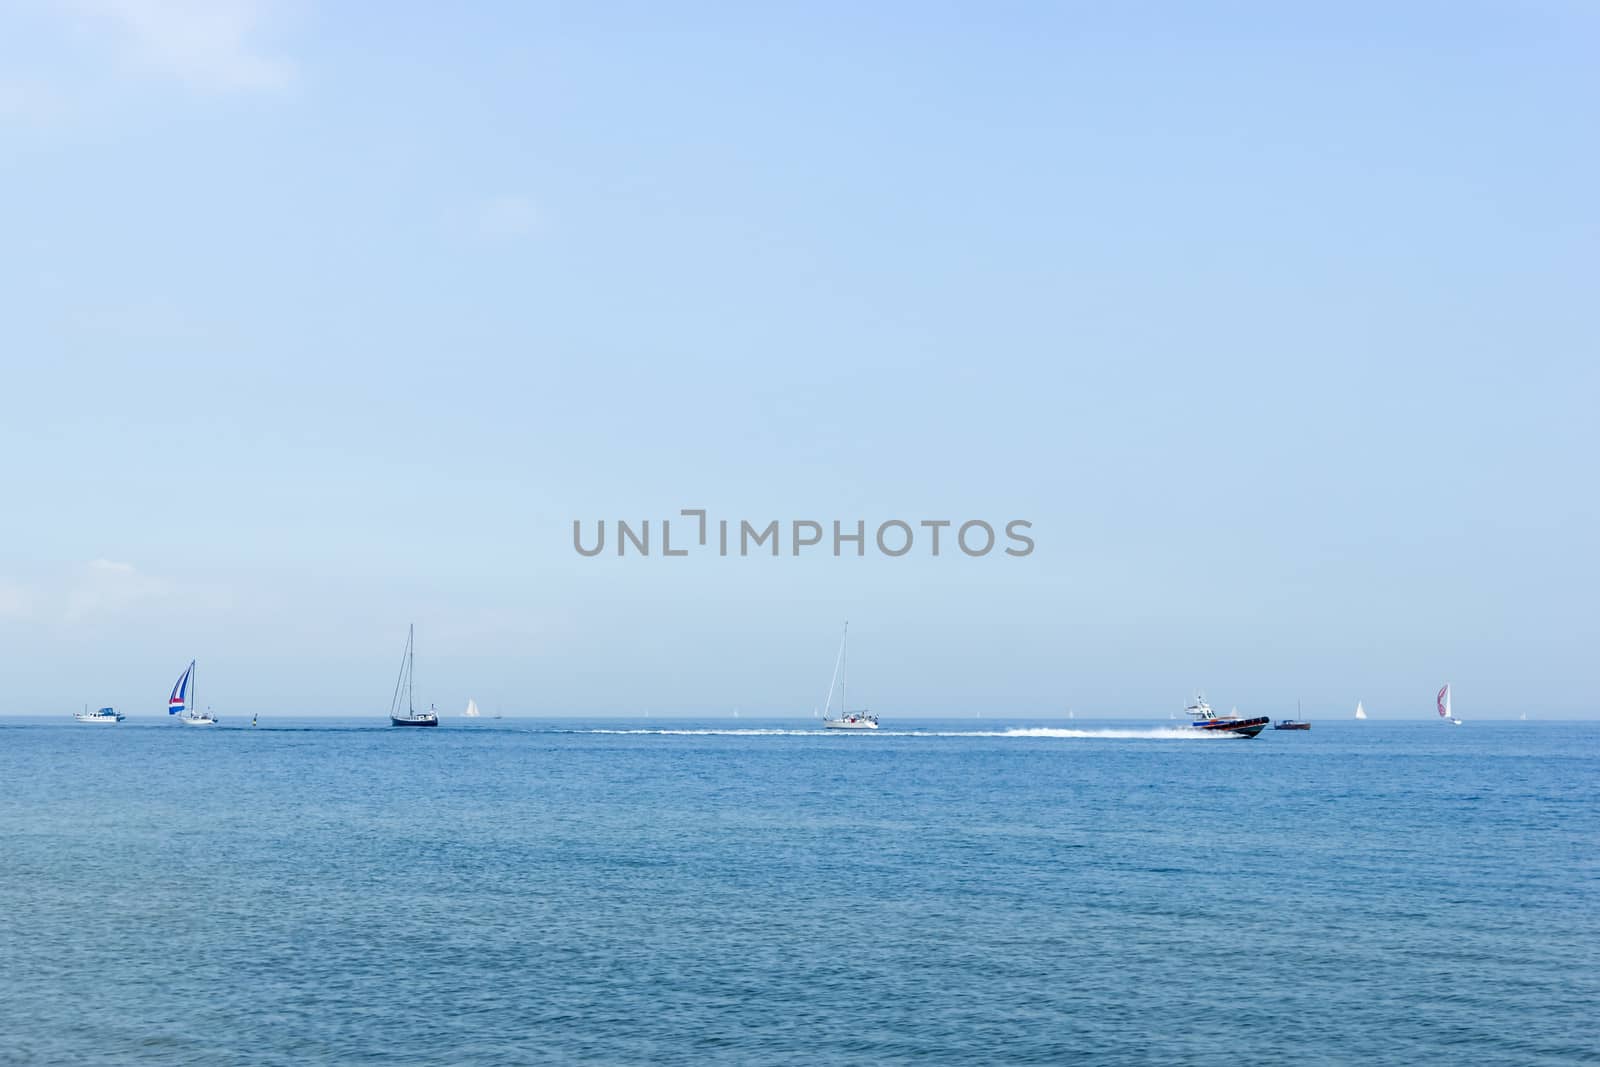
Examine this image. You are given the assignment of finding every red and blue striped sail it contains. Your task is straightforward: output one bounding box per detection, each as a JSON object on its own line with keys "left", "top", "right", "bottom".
{"left": 169, "top": 661, "right": 194, "bottom": 714}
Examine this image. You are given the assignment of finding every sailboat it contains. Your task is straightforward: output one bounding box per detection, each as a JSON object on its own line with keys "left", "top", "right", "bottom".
{"left": 1437, "top": 682, "right": 1461, "bottom": 726}
{"left": 1274, "top": 700, "right": 1311, "bottom": 730}
{"left": 169, "top": 660, "right": 217, "bottom": 725}
{"left": 1354, "top": 700, "right": 1367, "bottom": 720}
{"left": 389, "top": 625, "right": 439, "bottom": 727}
{"left": 463, "top": 699, "right": 480, "bottom": 718}
{"left": 821, "top": 621, "right": 877, "bottom": 730}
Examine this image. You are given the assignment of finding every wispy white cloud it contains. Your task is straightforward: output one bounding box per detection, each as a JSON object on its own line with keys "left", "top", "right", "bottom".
{"left": 476, "top": 194, "right": 541, "bottom": 240}
{"left": 68, "top": 0, "right": 295, "bottom": 92}
{"left": 0, "top": 559, "right": 174, "bottom": 625}
{"left": 0, "top": 579, "right": 34, "bottom": 620}
{"left": 63, "top": 558, "right": 171, "bottom": 623}
{"left": 0, "top": 77, "right": 67, "bottom": 124}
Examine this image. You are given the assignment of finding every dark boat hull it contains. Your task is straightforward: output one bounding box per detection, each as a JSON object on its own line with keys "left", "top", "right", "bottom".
{"left": 1193, "top": 716, "right": 1270, "bottom": 738}
{"left": 1273, "top": 721, "right": 1311, "bottom": 731}
{"left": 390, "top": 716, "right": 438, "bottom": 727}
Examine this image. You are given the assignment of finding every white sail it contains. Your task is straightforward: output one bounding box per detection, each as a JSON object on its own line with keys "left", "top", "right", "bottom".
{"left": 1354, "top": 701, "right": 1367, "bottom": 720}
{"left": 463, "top": 699, "right": 480, "bottom": 718}
{"left": 1437, "top": 682, "right": 1460, "bottom": 724}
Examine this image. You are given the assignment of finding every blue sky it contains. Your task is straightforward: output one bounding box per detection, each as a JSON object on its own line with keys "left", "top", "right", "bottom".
{"left": 1, "top": 1, "right": 1595, "bottom": 718}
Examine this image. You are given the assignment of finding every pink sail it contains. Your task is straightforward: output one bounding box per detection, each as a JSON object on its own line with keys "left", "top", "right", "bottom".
{"left": 1437, "top": 683, "right": 1451, "bottom": 719}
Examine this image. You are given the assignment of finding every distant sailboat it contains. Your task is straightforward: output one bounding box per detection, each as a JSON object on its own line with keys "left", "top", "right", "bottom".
{"left": 463, "top": 699, "right": 480, "bottom": 718}
{"left": 1520, "top": 711, "right": 1528, "bottom": 721}
{"left": 1354, "top": 700, "right": 1367, "bottom": 720}
{"left": 821, "top": 621, "right": 877, "bottom": 730}
{"left": 169, "top": 660, "right": 217, "bottom": 725}
{"left": 1437, "top": 682, "right": 1461, "bottom": 726}
{"left": 1274, "top": 700, "right": 1311, "bottom": 730}
{"left": 389, "top": 625, "right": 439, "bottom": 727}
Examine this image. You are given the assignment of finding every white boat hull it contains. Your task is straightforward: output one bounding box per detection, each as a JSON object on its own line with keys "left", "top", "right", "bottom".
{"left": 73, "top": 716, "right": 121, "bottom": 724}
{"left": 179, "top": 715, "right": 218, "bottom": 726}
{"left": 823, "top": 718, "right": 878, "bottom": 730}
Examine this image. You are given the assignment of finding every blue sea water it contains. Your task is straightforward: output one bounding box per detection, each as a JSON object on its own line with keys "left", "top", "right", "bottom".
{"left": 1, "top": 717, "right": 1595, "bottom": 1065}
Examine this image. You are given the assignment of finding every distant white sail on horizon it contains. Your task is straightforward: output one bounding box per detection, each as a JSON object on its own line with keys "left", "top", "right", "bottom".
{"left": 1355, "top": 701, "right": 1367, "bottom": 720}
{"left": 463, "top": 699, "right": 480, "bottom": 718}
{"left": 1438, "top": 683, "right": 1461, "bottom": 725}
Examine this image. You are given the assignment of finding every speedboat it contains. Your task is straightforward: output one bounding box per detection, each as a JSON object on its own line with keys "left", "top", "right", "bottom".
{"left": 1185, "top": 696, "right": 1268, "bottom": 738}
{"left": 74, "top": 706, "right": 124, "bottom": 724}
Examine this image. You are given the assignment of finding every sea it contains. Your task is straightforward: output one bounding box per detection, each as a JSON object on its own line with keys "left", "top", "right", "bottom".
{"left": 1, "top": 717, "right": 1594, "bottom": 1065}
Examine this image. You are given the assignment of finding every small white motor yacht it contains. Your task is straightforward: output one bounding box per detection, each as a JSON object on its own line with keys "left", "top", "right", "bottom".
{"left": 74, "top": 706, "right": 125, "bottom": 724}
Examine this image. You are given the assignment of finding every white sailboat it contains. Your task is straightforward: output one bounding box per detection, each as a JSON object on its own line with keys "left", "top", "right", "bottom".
{"left": 1354, "top": 700, "right": 1367, "bottom": 720}
{"left": 463, "top": 699, "right": 480, "bottom": 718}
{"left": 821, "top": 621, "right": 877, "bottom": 730}
{"left": 169, "top": 660, "right": 217, "bottom": 725}
{"left": 1437, "top": 682, "right": 1461, "bottom": 726}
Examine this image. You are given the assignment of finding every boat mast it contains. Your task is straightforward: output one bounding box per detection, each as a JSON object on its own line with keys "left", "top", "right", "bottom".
{"left": 408, "top": 624, "right": 415, "bottom": 715}
{"left": 822, "top": 621, "right": 846, "bottom": 719}
{"left": 842, "top": 620, "right": 848, "bottom": 715}
{"left": 192, "top": 660, "right": 197, "bottom": 720}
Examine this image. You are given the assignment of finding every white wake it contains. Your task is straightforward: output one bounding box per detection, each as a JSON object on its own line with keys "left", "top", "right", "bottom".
{"left": 574, "top": 726, "right": 1223, "bottom": 740}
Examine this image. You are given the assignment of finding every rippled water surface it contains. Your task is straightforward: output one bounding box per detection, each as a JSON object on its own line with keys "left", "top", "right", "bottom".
{"left": 2, "top": 717, "right": 1595, "bottom": 1065}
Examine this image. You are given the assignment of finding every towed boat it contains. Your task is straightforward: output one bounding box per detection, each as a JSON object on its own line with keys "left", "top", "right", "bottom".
{"left": 74, "top": 705, "right": 124, "bottom": 724}
{"left": 1185, "top": 696, "right": 1268, "bottom": 738}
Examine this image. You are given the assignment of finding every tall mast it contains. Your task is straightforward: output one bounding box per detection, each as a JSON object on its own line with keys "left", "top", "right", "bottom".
{"left": 408, "top": 624, "right": 415, "bottom": 715}
{"left": 192, "top": 660, "right": 197, "bottom": 719}
{"left": 842, "top": 620, "right": 848, "bottom": 714}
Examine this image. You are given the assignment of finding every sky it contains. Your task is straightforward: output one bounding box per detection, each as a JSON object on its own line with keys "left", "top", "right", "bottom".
{"left": 1, "top": 1, "right": 1596, "bottom": 718}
